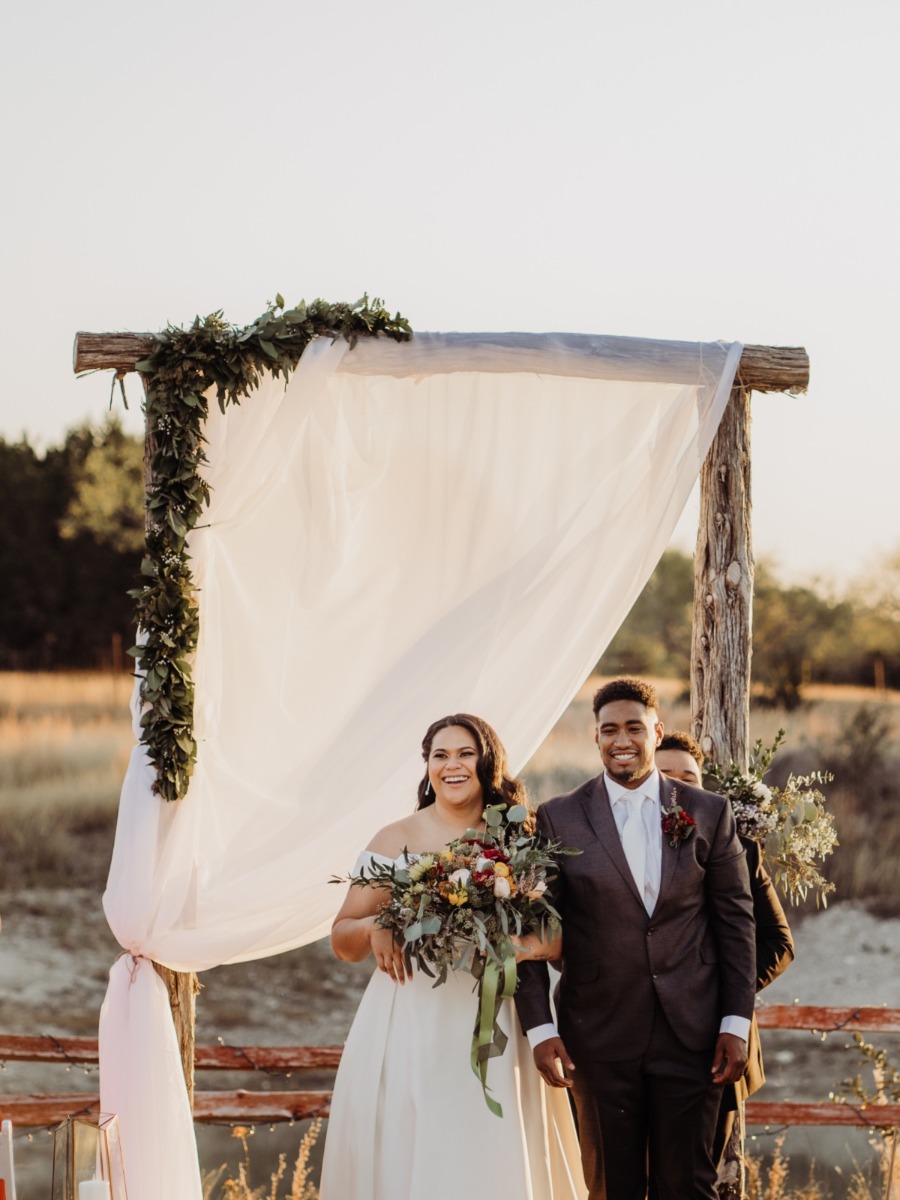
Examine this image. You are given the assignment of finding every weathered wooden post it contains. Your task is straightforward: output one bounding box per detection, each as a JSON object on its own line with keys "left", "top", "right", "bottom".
{"left": 691, "top": 379, "right": 754, "bottom": 768}
{"left": 690, "top": 348, "right": 809, "bottom": 1200}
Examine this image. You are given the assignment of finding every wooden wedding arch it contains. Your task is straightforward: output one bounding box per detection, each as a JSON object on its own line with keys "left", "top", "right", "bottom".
{"left": 71, "top": 330, "right": 810, "bottom": 1194}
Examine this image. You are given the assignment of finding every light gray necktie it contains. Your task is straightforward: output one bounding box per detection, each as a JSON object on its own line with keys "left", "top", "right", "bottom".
{"left": 621, "top": 792, "right": 648, "bottom": 907}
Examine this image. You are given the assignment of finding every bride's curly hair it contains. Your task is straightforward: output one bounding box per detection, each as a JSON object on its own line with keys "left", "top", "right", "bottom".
{"left": 416, "top": 713, "right": 533, "bottom": 829}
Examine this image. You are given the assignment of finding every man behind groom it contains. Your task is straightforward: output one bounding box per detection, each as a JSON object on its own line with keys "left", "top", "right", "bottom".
{"left": 515, "top": 678, "right": 756, "bottom": 1200}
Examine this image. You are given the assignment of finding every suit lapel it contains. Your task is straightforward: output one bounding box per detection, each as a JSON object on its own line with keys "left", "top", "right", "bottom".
{"left": 579, "top": 775, "right": 646, "bottom": 909}
{"left": 657, "top": 772, "right": 684, "bottom": 908}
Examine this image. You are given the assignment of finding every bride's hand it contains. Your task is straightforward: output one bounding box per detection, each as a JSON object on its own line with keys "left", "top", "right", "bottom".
{"left": 370, "top": 923, "right": 411, "bottom": 984}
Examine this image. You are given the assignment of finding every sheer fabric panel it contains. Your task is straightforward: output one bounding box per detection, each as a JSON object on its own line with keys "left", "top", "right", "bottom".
{"left": 100, "top": 332, "right": 741, "bottom": 1200}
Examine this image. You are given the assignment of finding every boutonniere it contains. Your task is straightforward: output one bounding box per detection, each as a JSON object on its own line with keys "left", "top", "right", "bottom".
{"left": 661, "top": 790, "right": 697, "bottom": 848}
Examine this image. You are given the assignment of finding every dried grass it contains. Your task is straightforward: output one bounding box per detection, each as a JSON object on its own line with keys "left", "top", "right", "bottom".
{"left": 2, "top": 670, "right": 898, "bottom": 913}
{"left": 0, "top": 671, "right": 133, "bottom": 886}
{"left": 202, "top": 1122, "right": 322, "bottom": 1200}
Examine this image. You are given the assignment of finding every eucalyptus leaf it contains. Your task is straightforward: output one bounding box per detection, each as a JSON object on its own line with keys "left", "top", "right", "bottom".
{"left": 135, "top": 295, "right": 411, "bottom": 798}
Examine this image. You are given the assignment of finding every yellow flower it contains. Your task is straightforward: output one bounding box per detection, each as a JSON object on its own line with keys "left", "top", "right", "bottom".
{"left": 440, "top": 849, "right": 454, "bottom": 865}
{"left": 408, "top": 854, "right": 436, "bottom": 882}
{"left": 447, "top": 889, "right": 469, "bottom": 906}
{"left": 493, "top": 862, "right": 511, "bottom": 878}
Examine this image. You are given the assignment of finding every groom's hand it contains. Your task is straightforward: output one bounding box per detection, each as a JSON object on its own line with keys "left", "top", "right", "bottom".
{"left": 533, "top": 1037, "right": 575, "bottom": 1089}
{"left": 711, "top": 1033, "right": 748, "bottom": 1084}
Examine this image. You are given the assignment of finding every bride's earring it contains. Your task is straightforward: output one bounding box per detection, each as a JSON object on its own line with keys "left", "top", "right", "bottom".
{"left": 424, "top": 778, "right": 432, "bottom": 796}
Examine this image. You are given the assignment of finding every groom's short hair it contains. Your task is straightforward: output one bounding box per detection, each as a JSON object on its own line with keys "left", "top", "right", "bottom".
{"left": 592, "top": 677, "right": 659, "bottom": 718}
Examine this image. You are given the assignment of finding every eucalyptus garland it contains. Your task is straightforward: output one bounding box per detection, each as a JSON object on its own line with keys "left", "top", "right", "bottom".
{"left": 130, "top": 296, "right": 412, "bottom": 801}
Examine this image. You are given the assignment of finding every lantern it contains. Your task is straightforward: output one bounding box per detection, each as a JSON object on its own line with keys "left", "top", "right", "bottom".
{"left": 51, "top": 1115, "right": 127, "bottom": 1200}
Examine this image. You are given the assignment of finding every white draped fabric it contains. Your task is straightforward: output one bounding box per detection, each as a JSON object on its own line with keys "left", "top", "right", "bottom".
{"left": 99, "top": 331, "right": 742, "bottom": 1200}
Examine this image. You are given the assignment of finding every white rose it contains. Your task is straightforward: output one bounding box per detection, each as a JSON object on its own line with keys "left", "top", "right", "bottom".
{"left": 475, "top": 857, "right": 492, "bottom": 873}
{"left": 493, "top": 876, "right": 512, "bottom": 899}
{"left": 448, "top": 868, "right": 471, "bottom": 886}
{"left": 752, "top": 782, "right": 772, "bottom": 802}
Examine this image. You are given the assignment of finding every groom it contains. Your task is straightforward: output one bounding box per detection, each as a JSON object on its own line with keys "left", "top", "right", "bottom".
{"left": 515, "top": 678, "right": 756, "bottom": 1200}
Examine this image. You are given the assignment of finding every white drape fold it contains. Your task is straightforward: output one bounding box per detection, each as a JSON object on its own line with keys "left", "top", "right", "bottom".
{"left": 100, "top": 331, "right": 741, "bottom": 1200}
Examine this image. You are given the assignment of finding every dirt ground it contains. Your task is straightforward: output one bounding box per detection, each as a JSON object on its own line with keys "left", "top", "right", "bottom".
{"left": 1, "top": 891, "right": 898, "bottom": 1194}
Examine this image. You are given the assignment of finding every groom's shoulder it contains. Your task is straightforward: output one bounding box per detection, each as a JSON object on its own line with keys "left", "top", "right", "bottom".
{"left": 540, "top": 776, "right": 597, "bottom": 817}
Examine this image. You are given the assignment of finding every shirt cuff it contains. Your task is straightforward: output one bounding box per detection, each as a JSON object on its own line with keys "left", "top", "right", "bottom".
{"left": 526, "top": 1022, "right": 559, "bottom": 1049}
{"left": 719, "top": 1015, "right": 751, "bottom": 1041}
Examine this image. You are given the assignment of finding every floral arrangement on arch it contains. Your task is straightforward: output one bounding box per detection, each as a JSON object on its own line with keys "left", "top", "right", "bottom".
{"left": 703, "top": 730, "right": 838, "bottom": 906}
{"left": 335, "top": 802, "right": 577, "bottom": 1116}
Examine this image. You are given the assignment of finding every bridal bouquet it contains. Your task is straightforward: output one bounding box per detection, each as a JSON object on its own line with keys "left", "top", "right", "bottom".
{"left": 339, "top": 802, "right": 574, "bottom": 1116}
{"left": 704, "top": 730, "right": 838, "bottom": 907}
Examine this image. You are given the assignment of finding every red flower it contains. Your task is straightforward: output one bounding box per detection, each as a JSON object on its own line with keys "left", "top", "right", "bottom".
{"left": 661, "top": 802, "right": 696, "bottom": 848}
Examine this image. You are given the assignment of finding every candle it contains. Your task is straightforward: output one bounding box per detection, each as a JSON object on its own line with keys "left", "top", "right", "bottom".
{"left": 78, "top": 1182, "right": 111, "bottom": 1200}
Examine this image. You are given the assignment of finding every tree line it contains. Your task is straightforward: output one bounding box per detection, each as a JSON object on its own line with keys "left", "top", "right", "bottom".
{"left": 0, "top": 420, "right": 143, "bottom": 669}
{"left": 599, "top": 549, "right": 900, "bottom": 704}
{"left": 1, "top": 420, "right": 897, "bottom": 698}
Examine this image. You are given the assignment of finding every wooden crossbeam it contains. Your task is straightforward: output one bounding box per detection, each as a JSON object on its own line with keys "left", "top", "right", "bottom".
{"left": 5, "top": 1092, "right": 900, "bottom": 1130}
{"left": 755, "top": 1006, "right": 900, "bottom": 1034}
{"left": 746, "top": 1102, "right": 900, "bottom": 1128}
{"left": 0, "top": 1091, "right": 333, "bottom": 1127}
{"left": 1, "top": 1008, "right": 894, "bottom": 1072}
{"left": 3, "top": 1008, "right": 898, "bottom": 1129}
{"left": 0, "top": 1034, "right": 343, "bottom": 1070}
{"left": 72, "top": 332, "right": 809, "bottom": 395}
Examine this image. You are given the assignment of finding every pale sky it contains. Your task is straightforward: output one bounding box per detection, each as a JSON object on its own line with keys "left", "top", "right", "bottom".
{"left": 1, "top": 0, "right": 897, "bottom": 586}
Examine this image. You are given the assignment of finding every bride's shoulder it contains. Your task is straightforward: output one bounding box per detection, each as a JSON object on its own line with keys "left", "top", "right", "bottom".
{"left": 366, "top": 813, "right": 421, "bottom": 860}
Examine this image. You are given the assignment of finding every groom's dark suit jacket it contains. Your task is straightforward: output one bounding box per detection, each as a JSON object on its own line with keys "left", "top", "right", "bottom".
{"left": 516, "top": 773, "right": 756, "bottom": 1062}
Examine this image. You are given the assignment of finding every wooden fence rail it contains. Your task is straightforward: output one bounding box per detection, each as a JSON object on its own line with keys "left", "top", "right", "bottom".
{"left": 2, "top": 1006, "right": 898, "bottom": 1129}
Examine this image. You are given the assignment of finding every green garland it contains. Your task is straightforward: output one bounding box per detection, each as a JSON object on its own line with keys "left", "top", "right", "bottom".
{"left": 129, "top": 296, "right": 412, "bottom": 801}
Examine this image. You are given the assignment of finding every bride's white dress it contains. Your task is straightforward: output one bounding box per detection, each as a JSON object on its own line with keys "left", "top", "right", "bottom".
{"left": 319, "top": 852, "right": 587, "bottom": 1200}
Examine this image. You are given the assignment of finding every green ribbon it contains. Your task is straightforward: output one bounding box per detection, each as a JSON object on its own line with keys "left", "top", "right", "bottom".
{"left": 470, "top": 953, "right": 518, "bottom": 1117}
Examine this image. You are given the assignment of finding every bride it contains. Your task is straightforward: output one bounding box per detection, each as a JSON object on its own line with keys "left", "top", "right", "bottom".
{"left": 319, "top": 712, "right": 587, "bottom": 1200}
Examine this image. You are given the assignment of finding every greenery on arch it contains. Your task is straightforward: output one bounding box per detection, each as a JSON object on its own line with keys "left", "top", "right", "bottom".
{"left": 130, "top": 295, "right": 412, "bottom": 801}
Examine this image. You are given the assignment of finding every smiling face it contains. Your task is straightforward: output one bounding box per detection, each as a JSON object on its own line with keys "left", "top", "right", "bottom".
{"left": 595, "top": 699, "right": 663, "bottom": 789}
{"left": 656, "top": 747, "right": 702, "bottom": 786}
{"left": 427, "top": 725, "right": 485, "bottom": 811}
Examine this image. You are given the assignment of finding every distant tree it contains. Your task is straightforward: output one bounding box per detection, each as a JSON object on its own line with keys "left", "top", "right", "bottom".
{"left": 0, "top": 437, "right": 70, "bottom": 667}
{"left": 751, "top": 564, "right": 855, "bottom": 708}
{"left": 59, "top": 417, "right": 144, "bottom": 553}
{"left": 597, "top": 550, "right": 693, "bottom": 679}
{"left": 0, "top": 420, "right": 143, "bottom": 670}
{"left": 594, "top": 551, "right": 883, "bottom": 703}
{"left": 844, "top": 548, "right": 900, "bottom": 689}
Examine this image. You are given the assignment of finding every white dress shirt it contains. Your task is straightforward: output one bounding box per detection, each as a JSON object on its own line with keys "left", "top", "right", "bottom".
{"left": 527, "top": 769, "right": 750, "bottom": 1048}
{"left": 605, "top": 771, "right": 663, "bottom": 914}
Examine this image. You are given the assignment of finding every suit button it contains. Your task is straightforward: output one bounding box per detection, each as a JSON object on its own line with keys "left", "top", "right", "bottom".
{"left": 652, "top": 973, "right": 659, "bottom": 979}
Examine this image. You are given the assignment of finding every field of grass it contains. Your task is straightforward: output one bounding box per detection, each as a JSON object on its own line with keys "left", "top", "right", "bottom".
{"left": 0, "top": 671, "right": 134, "bottom": 888}
{"left": 2, "top": 669, "right": 898, "bottom": 911}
